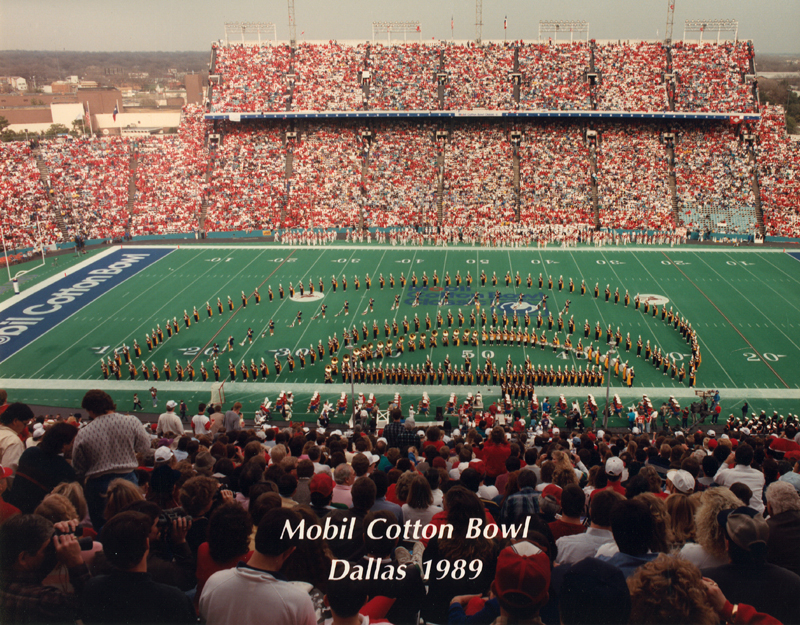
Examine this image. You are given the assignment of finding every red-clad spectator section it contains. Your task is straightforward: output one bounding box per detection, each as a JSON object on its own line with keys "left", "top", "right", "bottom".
{"left": 211, "top": 43, "right": 291, "bottom": 113}
{"left": 131, "top": 105, "right": 208, "bottom": 235}
{"left": 445, "top": 43, "right": 514, "bottom": 110}
{"left": 0, "top": 142, "right": 58, "bottom": 250}
{"left": 291, "top": 43, "right": 363, "bottom": 112}
{"left": 757, "top": 105, "right": 800, "bottom": 237}
{"left": 518, "top": 43, "right": 591, "bottom": 111}
{"left": 672, "top": 41, "right": 756, "bottom": 113}
{"left": 364, "top": 122, "right": 439, "bottom": 226}
{"left": 675, "top": 123, "right": 757, "bottom": 233}
{"left": 519, "top": 122, "right": 593, "bottom": 227}
{"left": 594, "top": 42, "right": 669, "bottom": 112}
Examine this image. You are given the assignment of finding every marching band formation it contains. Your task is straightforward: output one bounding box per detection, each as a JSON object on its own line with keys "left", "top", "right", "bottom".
{"left": 98, "top": 268, "right": 702, "bottom": 392}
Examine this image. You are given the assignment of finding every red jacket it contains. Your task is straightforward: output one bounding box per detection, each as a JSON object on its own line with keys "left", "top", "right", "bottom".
{"left": 480, "top": 440, "right": 512, "bottom": 478}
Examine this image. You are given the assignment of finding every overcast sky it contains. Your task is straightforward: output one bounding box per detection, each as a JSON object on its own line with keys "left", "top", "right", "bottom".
{"left": 1, "top": 0, "right": 797, "bottom": 54}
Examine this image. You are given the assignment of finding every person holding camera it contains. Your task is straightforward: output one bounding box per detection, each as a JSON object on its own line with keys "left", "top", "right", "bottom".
{"left": 0, "top": 515, "right": 89, "bottom": 624}
{"left": 81, "top": 511, "right": 195, "bottom": 624}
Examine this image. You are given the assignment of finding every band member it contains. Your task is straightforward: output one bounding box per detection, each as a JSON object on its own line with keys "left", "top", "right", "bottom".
{"left": 213, "top": 361, "right": 221, "bottom": 381}
{"left": 255, "top": 288, "right": 261, "bottom": 304}
{"left": 201, "top": 362, "right": 209, "bottom": 381}
{"left": 242, "top": 291, "right": 248, "bottom": 307}
{"left": 184, "top": 310, "right": 191, "bottom": 328}
{"left": 141, "top": 362, "right": 150, "bottom": 380}
{"left": 228, "top": 335, "right": 235, "bottom": 351}
{"left": 269, "top": 286, "right": 274, "bottom": 301}
{"left": 218, "top": 298, "right": 224, "bottom": 314}
{"left": 279, "top": 284, "right": 285, "bottom": 299}
{"left": 228, "top": 295, "right": 234, "bottom": 311}
{"left": 133, "top": 339, "right": 142, "bottom": 358}
{"left": 246, "top": 327, "right": 254, "bottom": 344}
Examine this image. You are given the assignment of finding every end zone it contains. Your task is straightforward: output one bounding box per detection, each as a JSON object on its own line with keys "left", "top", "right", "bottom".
{"left": 0, "top": 247, "right": 174, "bottom": 363}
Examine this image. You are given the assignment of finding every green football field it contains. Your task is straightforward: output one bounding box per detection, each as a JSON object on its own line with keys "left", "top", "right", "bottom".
{"left": 2, "top": 243, "right": 800, "bottom": 427}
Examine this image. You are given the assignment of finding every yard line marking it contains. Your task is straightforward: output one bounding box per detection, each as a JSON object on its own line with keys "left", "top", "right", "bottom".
{"left": 273, "top": 249, "right": 351, "bottom": 382}
{"left": 29, "top": 249, "right": 191, "bottom": 378}
{"left": 668, "top": 252, "right": 791, "bottom": 389}
{"left": 723, "top": 252, "right": 800, "bottom": 317}
{"left": 631, "top": 253, "right": 737, "bottom": 386}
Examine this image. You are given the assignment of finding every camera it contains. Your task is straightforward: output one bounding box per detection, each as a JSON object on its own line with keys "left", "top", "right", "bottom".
{"left": 53, "top": 525, "right": 94, "bottom": 551}
{"left": 157, "top": 507, "right": 192, "bottom": 529}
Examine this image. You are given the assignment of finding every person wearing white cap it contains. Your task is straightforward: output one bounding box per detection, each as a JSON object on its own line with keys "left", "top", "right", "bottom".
{"left": 666, "top": 469, "right": 695, "bottom": 495}
{"left": 156, "top": 400, "right": 184, "bottom": 437}
{"left": 26, "top": 423, "right": 46, "bottom": 448}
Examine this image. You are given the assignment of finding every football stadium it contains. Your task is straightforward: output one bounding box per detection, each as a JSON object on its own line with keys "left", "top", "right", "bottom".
{"left": 2, "top": 2, "right": 800, "bottom": 623}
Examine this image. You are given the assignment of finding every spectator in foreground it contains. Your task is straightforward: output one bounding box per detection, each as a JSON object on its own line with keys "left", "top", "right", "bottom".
{"left": 703, "top": 506, "right": 800, "bottom": 624}
{"left": 72, "top": 390, "right": 150, "bottom": 530}
{"left": 629, "top": 554, "right": 781, "bottom": 625}
{"left": 199, "top": 507, "right": 316, "bottom": 625}
{"left": 0, "top": 514, "right": 89, "bottom": 624}
{"left": 81, "top": 511, "right": 195, "bottom": 624}
{"left": 556, "top": 489, "right": 623, "bottom": 565}
{"left": 765, "top": 480, "right": 800, "bottom": 576}
{"left": 0, "top": 402, "right": 32, "bottom": 471}
{"left": 559, "top": 557, "right": 631, "bottom": 625}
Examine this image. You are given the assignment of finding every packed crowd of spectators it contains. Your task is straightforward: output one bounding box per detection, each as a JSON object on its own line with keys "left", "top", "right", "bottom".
{"left": 674, "top": 124, "right": 758, "bottom": 234}
{"left": 366, "top": 43, "right": 440, "bottom": 111}
{"left": 205, "top": 120, "right": 287, "bottom": 231}
{"left": 131, "top": 106, "right": 208, "bottom": 236}
{"left": 208, "top": 41, "right": 756, "bottom": 115}
{"left": 594, "top": 42, "right": 669, "bottom": 112}
{"left": 444, "top": 125, "right": 516, "bottom": 224}
{"left": 211, "top": 42, "right": 292, "bottom": 113}
{"left": 671, "top": 41, "right": 756, "bottom": 113}
{"left": 757, "top": 106, "right": 800, "bottom": 238}
{"left": 0, "top": 142, "right": 59, "bottom": 250}
{"left": 2, "top": 388, "right": 800, "bottom": 624}
{"left": 292, "top": 43, "right": 364, "bottom": 112}
{"left": 363, "top": 122, "right": 439, "bottom": 227}
{"left": 444, "top": 42, "right": 514, "bottom": 110}
{"left": 519, "top": 122, "right": 594, "bottom": 227}
{"left": 288, "top": 123, "right": 363, "bottom": 228}
{"left": 595, "top": 123, "right": 675, "bottom": 230}
{"left": 38, "top": 136, "right": 131, "bottom": 241}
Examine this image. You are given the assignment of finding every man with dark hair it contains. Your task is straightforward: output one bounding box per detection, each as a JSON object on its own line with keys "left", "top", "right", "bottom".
{"left": 499, "top": 468, "right": 539, "bottom": 525}
{"left": 199, "top": 508, "right": 316, "bottom": 625}
{"left": 549, "top": 483, "right": 587, "bottom": 540}
{"left": 558, "top": 557, "right": 631, "bottom": 625}
{"left": 383, "top": 408, "right": 405, "bottom": 449}
{"left": 72, "top": 390, "right": 151, "bottom": 530}
{"left": 704, "top": 506, "right": 800, "bottom": 625}
{"left": 0, "top": 514, "right": 89, "bottom": 623}
{"left": 294, "top": 459, "right": 314, "bottom": 506}
{"left": 598, "top": 498, "right": 658, "bottom": 578}
{"left": 309, "top": 472, "right": 335, "bottom": 519}
{"left": 556, "top": 489, "right": 623, "bottom": 565}
{"left": 81, "top": 511, "right": 195, "bottom": 623}
{"left": 714, "top": 443, "right": 766, "bottom": 512}
{"left": 0, "top": 402, "right": 32, "bottom": 471}
{"left": 277, "top": 474, "right": 298, "bottom": 507}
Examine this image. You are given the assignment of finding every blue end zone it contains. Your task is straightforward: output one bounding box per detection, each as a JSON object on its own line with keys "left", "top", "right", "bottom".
{"left": 0, "top": 248, "right": 173, "bottom": 363}
{"left": 788, "top": 252, "right": 800, "bottom": 264}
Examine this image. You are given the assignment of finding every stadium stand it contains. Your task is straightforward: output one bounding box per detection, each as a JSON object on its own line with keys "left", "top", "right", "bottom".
{"left": 593, "top": 42, "right": 669, "bottom": 112}
{"left": 757, "top": 105, "right": 800, "bottom": 238}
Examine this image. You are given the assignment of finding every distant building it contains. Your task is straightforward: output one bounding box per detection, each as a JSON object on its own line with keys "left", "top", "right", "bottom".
{"left": 7, "top": 76, "right": 28, "bottom": 91}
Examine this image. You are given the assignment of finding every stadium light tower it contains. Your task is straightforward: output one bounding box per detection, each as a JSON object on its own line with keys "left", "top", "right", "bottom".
{"left": 288, "top": 0, "right": 297, "bottom": 46}
{"left": 476, "top": 0, "right": 483, "bottom": 44}
{"left": 665, "top": 1, "right": 675, "bottom": 44}
{"left": 684, "top": 19, "right": 739, "bottom": 44}
{"left": 371, "top": 21, "right": 422, "bottom": 44}
{"left": 538, "top": 21, "right": 589, "bottom": 44}
{"left": 224, "top": 22, "right": 277, "bottom": 46}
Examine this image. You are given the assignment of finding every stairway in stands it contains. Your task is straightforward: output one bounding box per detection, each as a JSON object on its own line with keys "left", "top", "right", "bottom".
{"left": 436, "top": 145, "right": 445, "bottom": 225}
{"left": 127, "top": 150, "right": 137, "bottom": 228}
{"left": 588, "top": 143, "right": 600, "bottom": 228}
{"left": 666, "top": 140, "right": 681, "bottom": 225}
{"left": 34, "top": 149, "right": 68, "bottom": 237}
{"left": 749, "top": 147, "right": 766, "bottom": 235}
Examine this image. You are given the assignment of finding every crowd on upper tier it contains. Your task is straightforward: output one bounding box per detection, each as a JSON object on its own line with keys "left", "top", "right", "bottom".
{"left": 208, "top": 40, "right": 756, "bottom": 114}
{"left": 2, "top": 102, "right": 798, "bottom": 251}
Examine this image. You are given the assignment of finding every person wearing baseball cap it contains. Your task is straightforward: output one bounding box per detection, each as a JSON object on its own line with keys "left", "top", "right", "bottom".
{"left": 308, "top": 473, "right": 334, "bottom": 519}
{"left": 450, "top": 540, "right": 552, "bottom": 624}
{"left": 156, "top": 400, "right": 184, "bottom": 438}
{"left": 703, "top": 506, "right": 800, "bottom": 624}
{"left": 666, "top": 469, "right": 695, "bottom": 495}
{"left": 591, "top": 456, "right": 626, "bottom": 500}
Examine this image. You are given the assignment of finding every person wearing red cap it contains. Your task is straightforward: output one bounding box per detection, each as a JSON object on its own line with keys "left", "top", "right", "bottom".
{"left": 309, "top": 473, "right": 335, "bottom": 519}
{"left": 449, "top": 540, "right": 551, "bottom": 625}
